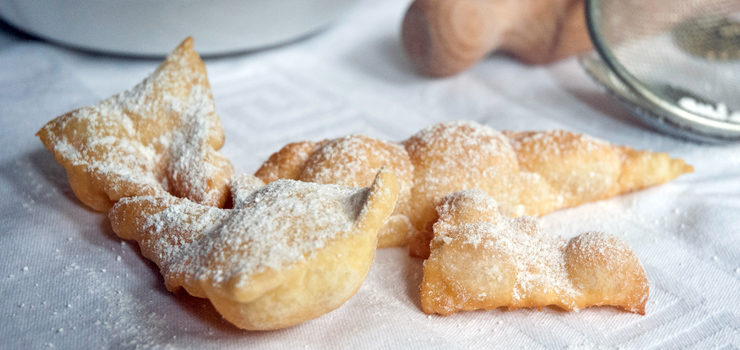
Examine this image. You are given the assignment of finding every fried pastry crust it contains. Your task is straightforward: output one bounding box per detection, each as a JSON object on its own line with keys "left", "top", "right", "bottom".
{"left": 504, "top": 130, "right": 695, "bottom": 216}
{"left": 404, "top": 121, "right": 522, "bottom": 256}
{"left": 37, "top": 37, "right": 233, "bottom": 211}
{"left": 255, "top": 121, "right": 692, "bottom": 255}
{"left": 407, "top": 123, "right": 692, "bottom": 257}
{"left": 109, "top": 169, "right": 399, "bottom": 330}
{"left": 420, "top": 190, "right": 649, "bottom": 315}
{"left": 256, "top": 135, "right": 415, "bottom": 248}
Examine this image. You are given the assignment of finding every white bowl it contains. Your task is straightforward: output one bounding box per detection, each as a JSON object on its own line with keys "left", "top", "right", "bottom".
{"left": 0, "top": 0, "right": 357, "bottom": 56}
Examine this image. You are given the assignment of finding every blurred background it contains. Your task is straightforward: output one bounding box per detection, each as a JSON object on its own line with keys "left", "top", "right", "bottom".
{"left": 1, "top": 0, "right": 738, "bottom": 141}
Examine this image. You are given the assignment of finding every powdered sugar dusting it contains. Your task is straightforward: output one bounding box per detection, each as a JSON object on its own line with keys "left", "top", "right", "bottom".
{"left": 37, "top": 38, "right": 229, "bottom": 208}
{"left": 262, "top": 121, "right": 689, "bottom": 256}
{"left": 504, "top": 129, "right": 627, "bottom": 212}
{"left": 404, "top": 121, "right": 521, "bottom": 228}
{"left": 405, "top": 121, "right": 515, "bottom": 175}
{"left": 507, "top": 130, "right": 611, "bottom": 157}
{"left": 433, "top": 190, "right": 577, "bottom": 304}
{"left": 229, "top": 173, "right": 266, "bottom": 208}
{"left": 298, "top": 134, "right": 414, "bottom": 246}
{"left": 138, "top": 180, "right": 370, "bottom": 288}
{"left": 302, "top": 135, "right": 411, "bottom": 190}
{"left": 425, "top": 189, "right": 648, "bottom": 314}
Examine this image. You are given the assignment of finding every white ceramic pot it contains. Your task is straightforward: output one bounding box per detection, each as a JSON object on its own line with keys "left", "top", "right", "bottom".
{"left": 0, "top": 0, "right": 357, "bottom": 56}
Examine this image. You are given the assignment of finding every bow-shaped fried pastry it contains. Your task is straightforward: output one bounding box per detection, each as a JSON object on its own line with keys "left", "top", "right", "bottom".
{"left": 256, "top": 135, "right": 415, "bottom": 248}
{"left": 37, "top": 37, "right": 233, "bottom": 211}
{"left": 421, "top": 190, "right": 649, "bottom": 315}
{"left": 109, "top": 169, "right": 399, "bottom": 330}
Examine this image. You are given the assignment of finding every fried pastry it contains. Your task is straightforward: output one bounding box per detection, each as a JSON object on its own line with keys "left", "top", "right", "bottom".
{"left": 503, "top": 129, "right": 695, "bottom": 216}
{"left": 404, "top": 121, "right": 522, "bottom": 256}
{"left": 420, "top": 189, "right": 649, "bottom": 315}
{"left": 37, "top": 37, "right": 233, "bottom": 211}
{"left": 109, "top": 169, "right": 400, "bottom": 330}
{"left": 256, "top": 135, "right": 415, "bottom": 248}
{"left": 256, "top": 121, "right": 692, "bottom": 255}
{"left": 406, "top": 122, "right": 692, "bottom": 257}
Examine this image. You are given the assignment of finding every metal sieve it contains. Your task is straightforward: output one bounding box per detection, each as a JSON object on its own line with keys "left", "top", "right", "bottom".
{"left": 581, "top": 0, "right": 740, "bottom": 143}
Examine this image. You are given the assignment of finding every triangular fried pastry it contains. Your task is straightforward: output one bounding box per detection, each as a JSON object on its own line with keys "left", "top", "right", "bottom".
{"left": 256, "top": 135, "right": 415, "bottom": 248}
{"left": 503, "top": 130, "right": 696, "bottom": 216}
{"left": 406, "top": 122, "right": 692, "bottom": 258}
{"left": 109, "top": 169, "right": 399, "bottom": 330}
{"left": 37, "top": 37, "right": 233, "bottom": 211}
{"left": 421, "top": 190, "right": 649, "bottom": 315}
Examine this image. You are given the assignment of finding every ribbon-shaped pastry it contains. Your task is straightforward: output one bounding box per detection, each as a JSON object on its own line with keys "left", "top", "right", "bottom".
{"left": 421, "top": 189, "right": 649, "bottom": 315}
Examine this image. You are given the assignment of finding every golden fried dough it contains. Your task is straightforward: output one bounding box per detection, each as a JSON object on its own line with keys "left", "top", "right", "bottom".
{"left": 404, "top": 121, "right": 523, "bottom": 256}
{"left": 256, "top": 121, "right": 691, "bottom": 255}
{"left": 256, "top": 135, "right": 415, "bottom": 248}
{"left": 109, "top": 169, "right": 400, "bottom": 330}
{"left": 255, "top": 141, "right": 325, "bottom": 184}
{"left": 421, "top": 190, "right": 649, "bottom": 315}
{"left": 37, "top": 37, "right": 233, "bottom": 211}
{"left": 407, "top": 122, "right": 692, "bottom": 257}
{"left": 504, "top": 130, "right": 695, "bottom": 216}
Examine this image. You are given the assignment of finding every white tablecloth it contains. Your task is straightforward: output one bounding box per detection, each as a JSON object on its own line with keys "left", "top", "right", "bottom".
{"left": 1, "top": 1, "right": 739, "bottom": 348}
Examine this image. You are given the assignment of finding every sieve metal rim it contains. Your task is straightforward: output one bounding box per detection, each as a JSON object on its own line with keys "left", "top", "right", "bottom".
{"left": 584, "top": 0, "right": 740, "bottom": 142}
